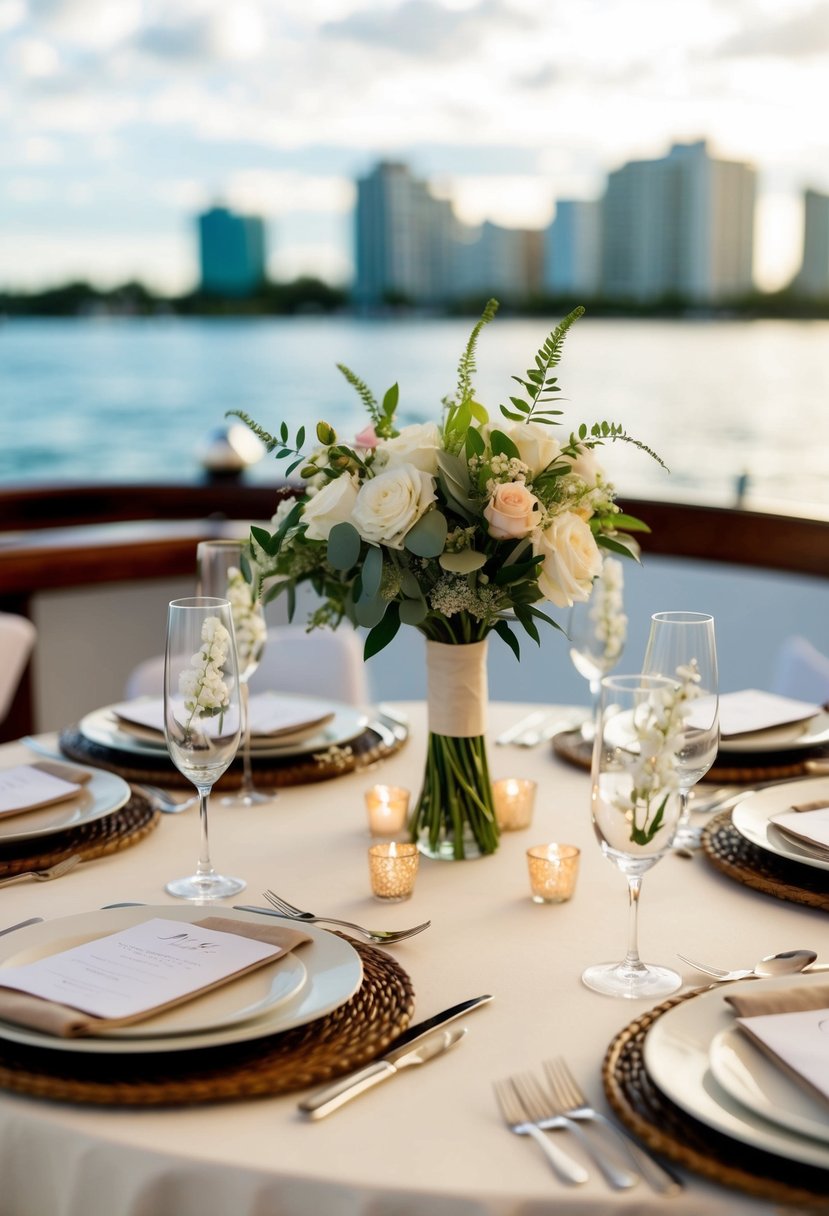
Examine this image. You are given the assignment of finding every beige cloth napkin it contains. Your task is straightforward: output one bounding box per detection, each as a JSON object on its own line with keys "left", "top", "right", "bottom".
{"left": 0, "top": 917, "right": 310, "bottom": 1038}
{"left": 725, "top": 982, "right": 829, "bottom": 1017}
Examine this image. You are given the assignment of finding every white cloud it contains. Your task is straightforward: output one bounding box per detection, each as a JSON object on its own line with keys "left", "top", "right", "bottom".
{"left": 225, "top": 170, "right": 355, "bottom": 217}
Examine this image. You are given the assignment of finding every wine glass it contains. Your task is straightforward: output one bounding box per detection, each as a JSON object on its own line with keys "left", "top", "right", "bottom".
{"left": 568, "top": 556, "right": 627, "bottom": 739}
{"left": 163, "top": 596, "right": 245, "bottom": 900}
{"left": 582, "top": 673, "right": 685, "bottom": 999}
{"left": 642, "top": 611, "right": 719, "bottom": 850}
{"left": 196, "top": 539, "right": 274, "bottom": 807}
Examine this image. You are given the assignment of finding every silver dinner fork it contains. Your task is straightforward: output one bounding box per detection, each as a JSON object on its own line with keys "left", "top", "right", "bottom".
{"left": 0, "top": 854, "right": 81, "bottom": 887}
{"left": 544, "top": 1058, "right": 683, "bottom": 1195}
{"left": 512, "top": 1072, "right": 638, "bottom": 1190}
{"left": 260, "top": 891, "right": 431, "bottom": 944}
{"left": 492, "top": 1078, "right": 588, "bottom": 1185}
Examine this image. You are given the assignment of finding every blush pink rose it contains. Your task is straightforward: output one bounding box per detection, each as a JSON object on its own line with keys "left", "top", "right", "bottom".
{"left": 354, "top": 424, "right": 379, "bottom": 449}
{"left": 483, "top": 482, "right": 540, "bottom": 540}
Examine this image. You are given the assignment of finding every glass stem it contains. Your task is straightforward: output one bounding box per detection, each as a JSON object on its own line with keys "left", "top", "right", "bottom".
{"left": 195, "top": 787, "right": 215, "bottom": 879}
{"left": 240, "top": 680, "right": 254, "bottom": 796}
{"left": 624, "top": 874, "right": 644, "bottom": 972}
{"left": 677, "top": 788, "right": 690, "bottom": 832}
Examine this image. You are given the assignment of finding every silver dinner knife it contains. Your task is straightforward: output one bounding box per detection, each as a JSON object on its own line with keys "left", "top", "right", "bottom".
{"left": 0, "top": 917, "right": 44, "bottom": 938}
{"left": 299, "top": 993, "right": 492, "bottom": 1118}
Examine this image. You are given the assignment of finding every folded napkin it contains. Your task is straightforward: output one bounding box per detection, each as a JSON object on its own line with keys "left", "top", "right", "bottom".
{"left": 0, "top": 917, "right": 310, "bottom": 1038}
{"left": 689, "top": 689, "right": 821, "bottom": 738}
{"left": 770, "top": 806, "right": 829, "bottom": 856}
{"left": 725, "top": 982, "right": 829, "bottom": 1110}
{"left": 112, "top": 696, "right": 335, "bottom": 742}
{"left": 0, "top": 763, "right": 88, "bottom": 819}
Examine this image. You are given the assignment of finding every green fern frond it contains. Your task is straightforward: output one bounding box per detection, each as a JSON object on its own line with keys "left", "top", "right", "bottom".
{"left": 337, "top": 363, "right": 380, "bottom": 425}
{"left": 226, "top": 409, "right": 282, "bottom": 453}
{"left": 500, "top": 305, "right": 584, "bottom": 423}
{"left": 454, "top": 298, "right": 499, "bottom": 405}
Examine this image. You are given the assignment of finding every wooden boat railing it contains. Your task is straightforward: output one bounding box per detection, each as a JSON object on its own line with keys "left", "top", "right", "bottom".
{"left": 1, "top": 482, "right": 828, "bottom": 738}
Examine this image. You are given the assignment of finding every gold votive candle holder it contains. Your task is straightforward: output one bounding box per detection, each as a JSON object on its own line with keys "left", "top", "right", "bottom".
{"left": 527, "top": 844, "right": 580, "bottom": 904}
{"left": 368, "top": 841, "right": 419, "bottom": 902}
{"left": 493, "top": 777, "right": 537, "bottom": 830}
{"left": 364, "top": 784, "right": 410, "bottom": 836}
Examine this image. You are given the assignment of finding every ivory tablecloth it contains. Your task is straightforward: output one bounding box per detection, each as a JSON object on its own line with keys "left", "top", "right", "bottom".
{"left": 0, "top": 704, "right": 824, "bottom": 1216}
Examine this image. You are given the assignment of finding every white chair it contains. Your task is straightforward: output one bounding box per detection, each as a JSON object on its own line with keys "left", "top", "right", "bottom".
{"left": 125, "top": 624, "right": 369, "bottom": 706}
{"left": 771, "top": 634, "right": 829, "bottom": 704}
{"left": 0, "top": 612, "right": 36, "bottom": 723}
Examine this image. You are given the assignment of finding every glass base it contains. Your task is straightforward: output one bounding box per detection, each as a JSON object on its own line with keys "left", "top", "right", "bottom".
{"left": 417, "top": 828, "right": 483, "bottom": 861}
{"left": 220, "top": 787, "right": 279, "bottom": 808}
{"left": 582, "top": 959, "right": 682, "bottom": 999}
{"left": 672, "top": 821, "right": 703, "bottom": 850}
{"left": 165, "top": 873, "right": 247, "bottom": 901}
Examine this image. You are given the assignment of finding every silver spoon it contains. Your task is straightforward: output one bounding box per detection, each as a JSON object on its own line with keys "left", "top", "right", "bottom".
{"left": 677, "top": 948, "right": 818, "bottom": 982}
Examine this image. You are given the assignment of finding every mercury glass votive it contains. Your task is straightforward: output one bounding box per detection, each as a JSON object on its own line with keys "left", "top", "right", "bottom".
{"left": 527, "top": 844, "right": 580, "bottom": 904}
{"left": 368, "top": 841, "right": 419, "bottom": 902}
{"left": 493, "top": 778, "right": 537, "bottom": 831}
{"left": 364, "top": 784, "right": 410, "bottom": 836}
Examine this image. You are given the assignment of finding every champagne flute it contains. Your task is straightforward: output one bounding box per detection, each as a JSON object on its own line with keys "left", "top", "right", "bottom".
{"left": 568, "top": 556, "right": 627, "bottom": 739}
{"left": 642, "top": 611, "right": 719, "bottom": 850}
{"left": 197, "top": 539, "right": 274, "bottom": 807}
{"left": 582, "top": 673, "right": 684, "bottom": 999}
{"left": 164, "top": 597, "right": 245, "bottom": 900}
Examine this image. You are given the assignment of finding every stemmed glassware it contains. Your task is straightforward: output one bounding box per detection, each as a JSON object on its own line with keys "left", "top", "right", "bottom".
{"left": 642, "top": 611, "right": 719, "bottom": 850}
{"left": 197, "top": 539, "right": 274, "bottom": 807}
{"left": 582, "top": 673, "right": 685, "bottom": 999}
{"left": 163, "top": 597, "right": 245, "bottom": 900}
{"left": 568, "top": 556, "right": 627, "bottom": 739}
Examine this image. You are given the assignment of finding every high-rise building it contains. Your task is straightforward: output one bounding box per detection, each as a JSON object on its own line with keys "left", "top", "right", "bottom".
{"left": 198, "top": 206, "right": 267, "bottom": 297}
{"left": 600, "top": 141, "right": 756, "bottom": 302}
{"left": 543, "top": 200, "right": 601, "bottom": 297}
{"left": 794, "top": 189, "right": 829, "bottom": 298}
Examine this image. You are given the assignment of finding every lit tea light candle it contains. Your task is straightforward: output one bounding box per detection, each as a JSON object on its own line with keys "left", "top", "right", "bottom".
{"left": 492, "top": 778, "right": 537, "bottom": 830}
{"left": 368, "top": 841, "right": 419, "bottom": 901}
{"left": 526, "top": 843, "right": 580, "bottom": 904}
{"left": 364, "top": 784, "right": 410, "bottom": 835}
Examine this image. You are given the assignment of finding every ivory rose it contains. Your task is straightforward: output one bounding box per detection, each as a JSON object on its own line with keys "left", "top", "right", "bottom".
{"left": 563, "top": 442, "right": 604, "bottom": 485}
{"left": 483, "top": 482, "right": 540, "bottom": 540}
{"left": 377, "top": 422, "right": 441, "bottom": 474}
{"left": 533, "top": 510, "right": 603, "bottom": 607}
{"left": 301, "top": 474, "right": 359, "bottom": 541}
{"left": 352, "top": 462, "right": 437, "bottom": 549}
{"left": 491, "top": 421, "right": 562, "bottom": 476}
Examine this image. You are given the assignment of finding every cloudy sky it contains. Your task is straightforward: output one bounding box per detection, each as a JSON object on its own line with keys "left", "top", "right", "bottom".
{"left": 2, "top": 0, "right": 827, "bottom": 294}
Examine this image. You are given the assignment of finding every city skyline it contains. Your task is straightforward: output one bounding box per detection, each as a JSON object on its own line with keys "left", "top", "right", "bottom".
{"left": 2, "top": 0, "right": 829, "bottom": 294}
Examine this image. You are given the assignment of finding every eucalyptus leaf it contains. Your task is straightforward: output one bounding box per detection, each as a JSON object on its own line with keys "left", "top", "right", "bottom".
{"left": 400, "top": 569, "right": 423, "bottom": 598}
{"left": 439, "top": 549, "right": 487, "bottom": 573}
{"left": 362, "top": 545, "right": 383, "bottom": 598}
{"left": 355, "top": 590, "right": 388, "bottom": 629}
{"left": 399, "top": 597, "right": 428, "bottom": 625}
{"left": 327, "top": 521, "right": 362, "bottom": 570}
{"left": 404, "top": 510, "right": 448, "bottom": 558}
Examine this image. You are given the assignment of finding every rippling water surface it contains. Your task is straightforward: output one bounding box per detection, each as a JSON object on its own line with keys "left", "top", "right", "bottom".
{"left": 2, "top": 315, "right": 828, "bottom": 515}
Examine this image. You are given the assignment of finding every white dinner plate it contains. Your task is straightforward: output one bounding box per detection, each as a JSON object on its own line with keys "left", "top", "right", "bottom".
{"left": 718, "top": 709, "right": 829, "bottom": 754}
{"left": 731, "top": 777, "right": 829, "bottom": 873}
{"left": 79, "top": 695, "right": 369, "bottom": 760}
{"left": 0, "top": 906, "right": 362, "bottom": 1054}
{"left": 709, "top": 1025, "right": 829, "bottom": 1146}
{"left": 0, "top": 767, "right": 130, "bottom": 845}
{"left": 643, "top": 971, "right": 829, "bottom": 1169}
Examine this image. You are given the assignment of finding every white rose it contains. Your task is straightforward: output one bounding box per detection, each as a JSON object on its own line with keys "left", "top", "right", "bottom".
{"left": 377, "top": 422, "right": 441, "bottom": 475}
{"left": 564, "top": 443, "right": 604, "bottom": 485}
{"left": 533, "top": 510, "right": 603, "bottom": 608}
{"left": 352, "top": 462, "right": 437, "bottom": 550}
{"left": 490, "top": 421, "right": 561, "bottom": 477}
{"left": 483, "top": 482, "right": 540, "bottom": 540}
{"left": 301, "top": 474, "right": 359, "bottom": 541}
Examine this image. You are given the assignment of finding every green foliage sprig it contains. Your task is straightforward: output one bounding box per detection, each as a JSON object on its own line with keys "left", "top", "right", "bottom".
{"left": 500, "top": 305, "right": 584, "bottom": 426}
{"left": 337, "top": 364, "right": 399, "bottom": 438}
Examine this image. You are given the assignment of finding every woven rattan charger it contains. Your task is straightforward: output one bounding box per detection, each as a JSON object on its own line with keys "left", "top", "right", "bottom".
{"left": 0, "top": 790, "right": 160, "bottom": 881}
{"left": 0, "top": 936, "right": 414, "bottom": 1106}
{"left": 603, "top": 987, "right": 829, "bottom": 1207}
{"left": 701, "top": 809, "right": 829, "bottom": 912}
{"left": 59, "top": 722, "right": 407, "bottom": 791}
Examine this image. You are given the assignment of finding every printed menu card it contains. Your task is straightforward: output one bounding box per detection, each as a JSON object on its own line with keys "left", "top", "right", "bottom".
{"left": 0, "top": 917, "right": 310, "bottom": 1037}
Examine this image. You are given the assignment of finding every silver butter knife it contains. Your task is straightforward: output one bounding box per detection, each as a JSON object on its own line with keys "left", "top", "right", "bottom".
{"left": 0, "top": 917, "right": 44, "bottom": 938}
{"left": 299, "top": 994, "right": 492, "bottom": 1118}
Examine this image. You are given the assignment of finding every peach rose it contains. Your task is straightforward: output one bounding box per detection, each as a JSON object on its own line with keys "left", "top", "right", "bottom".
{"left": 483, "top": 482, "right": 540, "bottom": 540}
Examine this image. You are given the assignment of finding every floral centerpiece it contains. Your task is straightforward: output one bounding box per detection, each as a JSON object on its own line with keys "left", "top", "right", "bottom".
{"left": 231, "top": 300, "right": 664, "bottom": 859}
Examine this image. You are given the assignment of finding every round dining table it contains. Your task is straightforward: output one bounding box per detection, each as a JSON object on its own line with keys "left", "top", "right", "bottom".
{"left": 0, "top": 703, "right": 824, "bottom": 1216}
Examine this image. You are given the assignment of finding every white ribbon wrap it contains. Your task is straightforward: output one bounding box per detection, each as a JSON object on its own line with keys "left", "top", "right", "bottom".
{"left": 426, "top": 639, "right": 488, "bottom": 738}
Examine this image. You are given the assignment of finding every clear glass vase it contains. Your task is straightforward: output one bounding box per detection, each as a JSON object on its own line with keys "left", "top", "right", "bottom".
{"left": 409, "top": 639, "right": 499, "bottom": 860}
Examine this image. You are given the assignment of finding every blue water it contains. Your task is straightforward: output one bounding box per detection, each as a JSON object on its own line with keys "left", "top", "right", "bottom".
{"left": 2, "top": 315, "right": 828, "bottom": 515}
